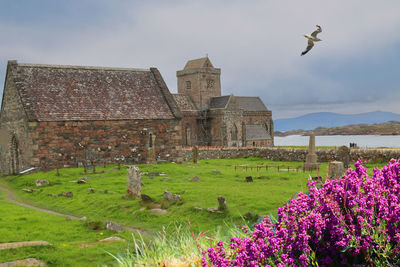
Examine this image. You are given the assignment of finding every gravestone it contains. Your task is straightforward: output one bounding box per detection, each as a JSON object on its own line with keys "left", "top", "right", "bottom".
{"left": 163, "top": 191, "right": 181, "bottom": 202}
{"left": 245, "top": 176, "right": 253, "bottom": 182}
{"left": 192, "top": 146, "right": 199, "bottom": 164}
{"left": 304, "top": 132, "right": 319, "bottom": 170}
{"left": 337, "top": 146, "right": 350, "bottom": 169}
{"left": 126, "top": 165, "right": 142, "bottom": 198}
{"left": 218, "top": 196, "right": 228, "bottom": 211}
{"left": 328, "top": 161, "right": 345, "bottom": 179}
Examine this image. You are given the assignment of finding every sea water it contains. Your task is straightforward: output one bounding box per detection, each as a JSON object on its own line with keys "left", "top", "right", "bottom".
{"left": 274, "top": 135, "right": 400, "bottom": 148}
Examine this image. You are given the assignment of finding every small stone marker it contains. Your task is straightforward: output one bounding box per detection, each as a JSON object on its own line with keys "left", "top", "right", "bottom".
{"left": 0, "top": 258, "right": 47, "bottom": 267}
{"left": 22, "top": 189, "right": 34, "bottom": 193}
{"left": 126, "top": 165, "right": 142, "bottom": 198}
{"left": 304, "top": 132, "right": 319, "bottom": 170}
{"left": 106, "top": 221, "right": 124, "bottom": 233}
{"left": 88, "top": 188, "right": 95, "bottom": 193}
{"left": 245, "top": 176, "right": 253, "bottom": 182}
{"left": 163, "top": 191, "right": 181, "bottom": 202}
{"left": 35, "top": 179, "right": 49, "bottom": 187}
{"left": 192, "top": 146, "right": 199, "bottom": 164}
{"left": 218, "top": 196, "right": 228, "bottom": 211}
{"left": 0, "top": 241, "right": 50, "bottom": 251}
{"left": 77, "top": 179, "right": 86, "bottom": 184}
{"left": 212, "top": 169, "right": 221, "bottom": 174}
{"left": 61, "top": 191, "right": 73, "bottom": 198}
{"left": 185, "top": 176, "right": 200, "bottom": 182}
{"left": 150, "top": 208, "right": 168, "bottom": 214}
{"left": 329, "top": 161, "right": 345, "bottom": 179}
{"left": 141, "top": 194, "right": 153, "bottom": 202}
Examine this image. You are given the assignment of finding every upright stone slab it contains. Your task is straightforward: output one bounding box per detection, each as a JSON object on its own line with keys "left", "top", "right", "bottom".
{"left": 126, "top": 165, "right": 141, "bottom": 198}
{"left": 328, "top": 161, "right": 345, "bottom": 179}
{"left": 304, "top": 132, "right": 319, "bottom": 170}
{"left": 337, "top": 146, "right": 350, "bottom": 169}
{"left": 192, "top": 146, "right": 199, "bottom": 164}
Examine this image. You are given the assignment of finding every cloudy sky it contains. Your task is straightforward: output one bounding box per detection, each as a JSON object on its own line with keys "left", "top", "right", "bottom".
{"left": 1, "top": 0, "right": 400, "bottom": 119}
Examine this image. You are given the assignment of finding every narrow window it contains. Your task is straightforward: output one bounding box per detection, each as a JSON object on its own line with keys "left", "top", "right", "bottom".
{"left": 186, "top": 81, "right": 191, "bottom": 90}
{"left": 149, "top": 133, "right": 153, "bottom": 148}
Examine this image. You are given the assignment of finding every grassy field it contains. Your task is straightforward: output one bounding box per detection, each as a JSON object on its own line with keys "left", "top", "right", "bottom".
{"left": 0, "top": 157, "right": 386, "bottom": 266}
{"left": 0, "top": 188, "right": 133, "bottom": 266}
{"left": 0, "top": 158, "right": 329, "bottom": 233}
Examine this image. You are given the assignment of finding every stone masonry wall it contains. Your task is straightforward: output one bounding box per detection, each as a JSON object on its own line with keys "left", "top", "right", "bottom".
{"left": 0, "top": 62, "right": 32, "bottom": 174}
{"left": 29, "top": 119, "right": 182, "bottom": 170}
{"left": 182, "top": 147, "right": 400, "bottom": 164}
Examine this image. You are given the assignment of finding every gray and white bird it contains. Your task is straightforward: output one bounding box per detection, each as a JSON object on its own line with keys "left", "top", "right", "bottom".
{"left": 301, "top": 25, "right": 322, "bottom": 56}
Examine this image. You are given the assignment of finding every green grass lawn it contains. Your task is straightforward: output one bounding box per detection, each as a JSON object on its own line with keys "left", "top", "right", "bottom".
{"left": 0, "top": 157, "right": 387, "bottom": 266}
{"left": 0, "top": 188, "right": 134, "bottom": 266}
{"left": 1, "top": 157, "right": 330, "bottom": 233}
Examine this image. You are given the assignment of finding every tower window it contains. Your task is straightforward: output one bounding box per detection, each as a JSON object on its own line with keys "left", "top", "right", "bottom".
{"left": 206, "top": 79, "right": 214, "bottom": 89}
{"left": 186, "top": 81, "right": 191, "bottom": 90}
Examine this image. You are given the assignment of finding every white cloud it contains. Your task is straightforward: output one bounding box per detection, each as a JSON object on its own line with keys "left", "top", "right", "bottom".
{"left": 1, "top": 0, "right": 400, "bottom": 119}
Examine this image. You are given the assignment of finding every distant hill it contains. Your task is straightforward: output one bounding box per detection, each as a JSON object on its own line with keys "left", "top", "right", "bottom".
{"left": 275, "top": 121, "right": 400, "bottom": 136}
{"left": 274, "top": 111, "right": 400, "bottom": 132}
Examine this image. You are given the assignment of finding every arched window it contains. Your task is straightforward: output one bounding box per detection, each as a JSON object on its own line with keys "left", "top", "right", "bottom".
{"left": 185, "top": 125, "right": 191, "bottom": 146}
{"left": 10, "top": 135, "right": 19, "bottom": 174}
{"left": 231, "top": 124, "right": 238, "bottom": 141}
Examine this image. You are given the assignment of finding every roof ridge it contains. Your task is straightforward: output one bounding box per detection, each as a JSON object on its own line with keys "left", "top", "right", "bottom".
{"left": 17, "top": 63, "right": 150, "bottom": 72}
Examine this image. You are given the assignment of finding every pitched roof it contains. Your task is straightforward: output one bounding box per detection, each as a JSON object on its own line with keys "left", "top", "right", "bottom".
{"left": 184, "top": 57, "right": 214, "bottom": 70}
{"left": 8, "top": 62, "right": 181, "bottom": 121}
{"left": 245, "top": 125, "right": 271, "bottom": 140}
{"left": 237, "top": 96, "right": 268, "bottom": 111}
{"left": 172, "top": 94, "right": 197, "bottom": 111}
{"left": 209, "top": 95, "right": 231, "bottom": 109}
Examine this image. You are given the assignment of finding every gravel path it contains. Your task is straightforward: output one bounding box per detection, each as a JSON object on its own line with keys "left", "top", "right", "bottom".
{"left": 0, "top": 184, "right": 150, "bottom": 235}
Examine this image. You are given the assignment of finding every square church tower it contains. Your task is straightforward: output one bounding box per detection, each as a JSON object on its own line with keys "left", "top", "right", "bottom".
{"left": 176, "top": 57, "right": 221, "bottom": 109}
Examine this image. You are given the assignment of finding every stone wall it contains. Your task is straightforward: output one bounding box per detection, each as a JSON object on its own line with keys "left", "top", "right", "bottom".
{"left": 181, "top": 147, "right": 400, "bottom": 164}
{"left": 0, "top": 61, "right": 32, "bottom": 174}
{"left": 28, "top": 119, "right": 182, "bottom": 170}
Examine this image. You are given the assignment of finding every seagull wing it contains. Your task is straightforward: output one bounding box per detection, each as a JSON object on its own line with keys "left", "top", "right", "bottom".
{"left": 311, "top": 26, "right": 322, "bottom": 38}
{"left": 301, "top": 39, "right": 314, "bottom": 56}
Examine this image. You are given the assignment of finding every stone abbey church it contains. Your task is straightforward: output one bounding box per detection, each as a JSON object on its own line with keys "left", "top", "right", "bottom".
{"left": 0, "top": 57, "right": 273, "bottom": 174}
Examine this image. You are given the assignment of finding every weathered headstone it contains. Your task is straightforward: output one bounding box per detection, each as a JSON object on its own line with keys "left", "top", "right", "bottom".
{"left": 88, "top": 188, "right": 95, "bottom": 193}
{"left": 192, "top": 146, "right": 199, "bottom": 164}
{"left": 61, "top": 191, "right": 73, "bottom": 198}
{"left": 337, "top": 146, "right": 350, "bottom": 169}
{"left": 163, "top": 191, "right": 181, "bottom": 202}
{"left": 106, "top": 221, "right": 124, "bottom": 233}
{"left": 185, "top": 176, "right": 200, "bottom": 182}
{"left": 304, "top": 132, "right": 319, "bottom": 170}
{"left": 141, "top": 194, "right": 153, "bottom": 202}
{"left": 126, "top": 165, "right": 142, "bottom": 198}
{"left": 35, "top": 179, "right": 49, "bottom": 187}
{"left": 218, "top": 196, "right": 228, "bottom": 211}
{"left": 245, "top": 176, "right": 253, "bottom": 182}
{"left": 328, "top": 161, "right": 345, "bottom": 179}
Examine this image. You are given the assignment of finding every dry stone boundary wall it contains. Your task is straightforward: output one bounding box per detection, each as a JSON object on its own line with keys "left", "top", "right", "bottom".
{"left": 182, "top": 147, "right": 400, "bottom": 164}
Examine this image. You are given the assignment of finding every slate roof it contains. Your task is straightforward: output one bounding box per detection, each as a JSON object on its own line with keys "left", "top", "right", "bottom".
{"left": 245, "top": 125, "right": 271, "bottom": 140}
{"left": 209, "top": 95, "right": 231, "bottom": 109}
{"left": 173, "top": 94, "right": 197, "bottom": 111}
{"left": 8, "top": 62, "right": 181, "bottom": 121}
{"left": 184, "top": 57, "right": 214, "bottom": 70}
{"left": 237, "top": 97, "right": 268, "bottom": 111}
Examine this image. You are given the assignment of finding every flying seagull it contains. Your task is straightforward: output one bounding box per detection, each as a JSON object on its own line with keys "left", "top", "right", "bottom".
{"left": 301, "top": 25, "right": 322, "bottom": 56}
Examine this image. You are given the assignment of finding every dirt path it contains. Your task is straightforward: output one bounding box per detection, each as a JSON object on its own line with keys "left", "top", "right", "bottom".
{"left": 0, "top": 184, "right": 150, "bottom": 235}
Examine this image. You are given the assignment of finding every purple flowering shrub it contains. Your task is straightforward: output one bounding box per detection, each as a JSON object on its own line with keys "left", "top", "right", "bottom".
{"left": 203, "top": 159, "right": 400, "bottom": 266}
